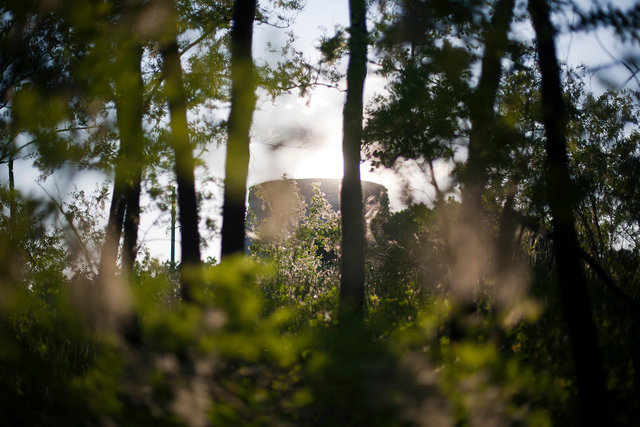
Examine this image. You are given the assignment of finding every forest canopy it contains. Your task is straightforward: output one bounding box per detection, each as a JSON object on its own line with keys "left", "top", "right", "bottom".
{"left": 1, "top": 0, "right": 640, "bottom": 425}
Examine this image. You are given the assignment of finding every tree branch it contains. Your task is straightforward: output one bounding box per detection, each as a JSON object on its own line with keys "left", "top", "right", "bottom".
{"left": 510, "top": 210, "right": 640, "bottom": 313}
{"left": 0, "top": 125, "right": 101, "bottom": 164}
{"left": 577, "top": 247, "right": 640, "bottom": 312}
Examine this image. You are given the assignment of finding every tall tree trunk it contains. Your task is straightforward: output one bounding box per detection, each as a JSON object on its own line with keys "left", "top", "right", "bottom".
{"left": 97, "top": 7, "right": 145, "bottom": 344}
{"left": 160, "top": 0, "right": 201, "bottom": 299}
{"left": 99, "top": 3, "right": 145, "bottom": 277}
{"left": 529, "top": 0, "right": 611, "bottom": 423}
{"left": 119, "top": 43, "right": 144, "bottom": 274}
{"left": 339, "top": 0, "right": 367, "bottom": 319}
{"left": 100, "top": 164, "right": 127, "bottom": 275}
{"left": 463, "top": 0, "right": 515, "bottom": 211}
{"left": 449, "top": 0, "right": 515, "bottom": 314}
{"left": 122, "top": 175, "right": 142, "bottom": 272}
{"left": 220, "top": 0, "right": 257, "bottom": 258}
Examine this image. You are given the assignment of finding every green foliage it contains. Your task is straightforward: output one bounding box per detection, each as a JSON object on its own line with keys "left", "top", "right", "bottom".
{"left": 0, "top": 179, "right": 636, "bottom": 424}
{"left": 2, "top": 0, "right": 640, "bottom": 425}
{"left": 367, "top": 203, "right": 449, "bottom": 330}
{"left": 248, "top": 182, "right": 341, "bottom": 329}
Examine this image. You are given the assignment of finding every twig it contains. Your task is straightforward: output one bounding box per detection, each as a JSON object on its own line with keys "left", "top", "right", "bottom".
{"left": 0, "top": 125, "right": 101, "bottom": 164}
{"left": 593, "top": 32, "right": 640, "bottom": 88}
{"left": 179, "top": 29, "right": 217, "bottom": 57}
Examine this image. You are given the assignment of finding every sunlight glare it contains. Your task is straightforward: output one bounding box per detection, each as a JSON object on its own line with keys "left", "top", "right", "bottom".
{"left": 293, "top": 146, "right": 344, "bottom": 179}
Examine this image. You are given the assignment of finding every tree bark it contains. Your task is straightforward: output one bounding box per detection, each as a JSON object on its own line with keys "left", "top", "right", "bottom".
{"left": 122, "top": 175, "right": 142, "bottom": 272}
{"left": 119, "top": 43, "right": 144, "bottom": 274}
{"left": 529, "top": 0, "right": 611, "bottom": 423}
{"left": 160, "top": 0, "right": 201, "bottom": 299}
{"left": 339, "top": 0, "right": 367, "bottom": 319}
{"left": 449, "top": 0, "right": 515, "bottom": 313}
{"left": 100, "top": 162, "right": 127, "bottom": 275}
{"left": 463, "top": 0, "right": 516, "bottom": 211}
{"left": 220, "top": 0, "right": 257, "bottom": 258}
{"left": 99, "top": 2, "right": 145, "bottom": 277}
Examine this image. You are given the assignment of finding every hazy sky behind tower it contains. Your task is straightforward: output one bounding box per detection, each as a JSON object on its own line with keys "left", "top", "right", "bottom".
{"left": 4, "top": 0, "right": 639, "bottom": 263}
{"left": 205, "top": 0, "right": 640, "bottom": 261}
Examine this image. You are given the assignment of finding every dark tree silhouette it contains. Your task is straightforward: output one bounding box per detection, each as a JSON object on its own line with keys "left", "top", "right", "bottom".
{"left": 220, "top": 0, "right": 258, "bottom": 258}
{"left": 100, "top": 2, "right": 145, "bottom": 277}
{"left": 160, "top": 0, "right": 202, "bottom": 299}
{"left": 529, "top": 0, "right": 611, "bottom": 423}
{"left": 339, "top": 0, "right": 367, "bottom": 318}
{"left": 449, "top": 0, "right": 515, "bottom": 321}
{"left": 118, "top": 3, "right": 145, "bottom": 274}
{"left": 100, "top": 161, "right": 127, "bottom": 275}
{"left": 463, "top": 0, "right": 516, "bottom": 212}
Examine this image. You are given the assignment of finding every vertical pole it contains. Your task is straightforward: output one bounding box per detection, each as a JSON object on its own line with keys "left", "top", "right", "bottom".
{"left": 8, "top": 155, "right": 15, "bottom": 241}
{"left": 170, "top": 185, "right": 176, "bottom": 270}
{"left": 8, "top": 155, "right": 15, "bottom": 211}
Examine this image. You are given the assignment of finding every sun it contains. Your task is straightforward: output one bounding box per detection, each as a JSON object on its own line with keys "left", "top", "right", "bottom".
{"left": 293, "top": 145, "right": 345, "bottom": 180}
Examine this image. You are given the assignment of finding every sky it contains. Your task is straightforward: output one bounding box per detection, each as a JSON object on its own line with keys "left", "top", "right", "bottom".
{"left": 195, "top": 0, "right": 453, "bottom": 259}
{"left": 247, "top": 0, "right": 452, "bottom": 206}
{"left": 4, "top": 0, "right": 639, "bottom": 264}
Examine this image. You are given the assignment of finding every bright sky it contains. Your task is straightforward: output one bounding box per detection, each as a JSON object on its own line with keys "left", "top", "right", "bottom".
{"left": 4, "top": 0, "right": 639, "bottom": 264}
{"left": 248, "top": 0, "right": 449, "bottom": 206}
{"left": 167, "top": 0, "right": 640, "bottom": 262}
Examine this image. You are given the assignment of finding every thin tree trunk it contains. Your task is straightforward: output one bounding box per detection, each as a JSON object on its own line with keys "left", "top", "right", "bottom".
{"left": 170, "top": 185, "right": 176, "bottom": 270}
{"left": 463, "top": 0, "right": 515, "bottom": 211}
{"left": 588, "top": 192, "right": 605, "bottom": 258}
{"left": 339, "top": 0, "right": 367, "bottom": 319}
{"left": 576, "top": 204, "right": 600, "bottom": 259}
{"left": 220, "top": 0, "right": 257, "bottom": 258}
{"left": 114, "top": 7, "right": 145, "bottom": 345}
{"left": 96, "top": 13, "right": 145, "bottom": 344}
{"left": 529, "top": 0, "right": 611, "bottom": 423}
{"left": 122, "top": 177, "right": 141, "bottom": 272}
{"left": 100, "top": 165, "right": 127, "bottom": 275}
{"left": 120, "top": 43, "right": 144, "bottom": 274}
{"left": 100, "top": 2, "right": 145, "bottom": 277}
{"left": 449, "top": 0, "right": 515, "bottom": 314}
{"left": 160, "top": 0, "right": 201, "bottom": 299}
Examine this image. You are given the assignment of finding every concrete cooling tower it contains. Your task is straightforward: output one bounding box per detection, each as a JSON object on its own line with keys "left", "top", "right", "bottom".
{"left": 246, "top": 178, "right": 389, "bottom": 247}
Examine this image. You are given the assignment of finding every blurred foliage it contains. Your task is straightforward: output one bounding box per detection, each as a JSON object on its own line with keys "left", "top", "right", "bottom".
{"left": 1, "top": 0, "right": 640, "bottom": 425}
